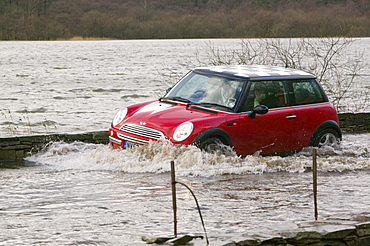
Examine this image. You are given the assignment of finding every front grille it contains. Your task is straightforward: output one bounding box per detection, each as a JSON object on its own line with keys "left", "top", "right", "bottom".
{"left": 119, "top": 123, "right": 164, "bottom": 141}
{"left": 117, "top": 133, "right": 149, "bottom": 145}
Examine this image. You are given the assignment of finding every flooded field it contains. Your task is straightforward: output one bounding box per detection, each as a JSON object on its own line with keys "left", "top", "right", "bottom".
{"left": 1, "top": 38, "right": 369, "bottom": 245}
{"left": 1, "top": 38, "right": 369, "bottom": 137}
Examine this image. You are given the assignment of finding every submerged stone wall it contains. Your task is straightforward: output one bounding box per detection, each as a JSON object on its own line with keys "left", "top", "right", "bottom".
{"left": 0, "top": 113, "right": 369, "bottom": 162}
{"left": 338, "top": 113, "right": 370, "bottom": 134}
{"left": 224, "top": 221, "right": 370, "bottom": 246}
{"left": 0, "top": 131, "right": 108, "bottom": 162}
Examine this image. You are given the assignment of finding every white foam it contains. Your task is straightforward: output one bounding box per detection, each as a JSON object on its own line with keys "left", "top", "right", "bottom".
{"left": 25, "top": 134, "right": 370, "bottom": 176}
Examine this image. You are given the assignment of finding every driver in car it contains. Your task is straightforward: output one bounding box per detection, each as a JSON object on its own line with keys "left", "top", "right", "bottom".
{"left": 203, "top": 79, "right": 238, "bottom": 108}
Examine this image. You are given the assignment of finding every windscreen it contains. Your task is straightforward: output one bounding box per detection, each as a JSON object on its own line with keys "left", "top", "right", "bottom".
{"left": 165, "top": 72, "right": 244, "bottom": 110}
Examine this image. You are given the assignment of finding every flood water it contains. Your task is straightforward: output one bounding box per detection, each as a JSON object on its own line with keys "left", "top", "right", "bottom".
{"left": 1, "top": 134, "right": 370, "bottom": 245}
{"left": 0, "top": 39, "right": 369, "bottom": 245}
{"left": 1, "top": 38, "right": 369, "bottom": 137}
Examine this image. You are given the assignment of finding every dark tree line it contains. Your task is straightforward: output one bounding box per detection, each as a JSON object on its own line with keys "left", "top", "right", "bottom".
{"left": 0, "top": 0, "right": 369, "bottom": 40}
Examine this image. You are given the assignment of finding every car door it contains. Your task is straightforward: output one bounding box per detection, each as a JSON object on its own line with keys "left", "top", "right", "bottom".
{"left": 234, "top": 80, "right": 301, "bottom": 155}
{"left": 289, "top": 79, "right": 332, "bottom": 147}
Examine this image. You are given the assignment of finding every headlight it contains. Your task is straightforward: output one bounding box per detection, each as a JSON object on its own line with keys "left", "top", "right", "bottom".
{"left": 112, "top": 108, "right": 128, "bottom": 126}
{"left": 173, "top": 122, "right": 193, "bottom": 142}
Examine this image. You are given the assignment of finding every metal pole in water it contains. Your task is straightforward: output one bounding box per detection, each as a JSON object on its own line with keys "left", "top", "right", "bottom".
{"left": 170, "top": 160, "right": 177, "bottom": 238}
{"left": 312, "top": 148, "right": 318, "bottom": 220}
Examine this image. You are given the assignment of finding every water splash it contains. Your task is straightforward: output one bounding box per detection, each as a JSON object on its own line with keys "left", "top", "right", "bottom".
{"left": 25, "top": 134, "right": 370, "bottom": 176}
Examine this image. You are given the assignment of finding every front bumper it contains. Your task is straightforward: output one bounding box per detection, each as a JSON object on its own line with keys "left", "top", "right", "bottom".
{"left": 109, "top": 123, "right": 165, "bottom": 149}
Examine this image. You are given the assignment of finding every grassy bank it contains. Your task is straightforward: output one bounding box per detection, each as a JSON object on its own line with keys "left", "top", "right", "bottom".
{"left": 1, "top": 0, "right": 369, "bottom": 40}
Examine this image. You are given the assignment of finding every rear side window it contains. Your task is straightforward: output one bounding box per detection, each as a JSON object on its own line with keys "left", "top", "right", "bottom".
{"left": 292, "top": 80, "right": 326, "bottom": 105}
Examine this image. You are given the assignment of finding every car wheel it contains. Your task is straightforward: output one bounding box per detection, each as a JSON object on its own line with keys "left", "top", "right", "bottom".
{"left": 312, "top": 129, "right": 340, "bottom": 148}
{"left": 198, "top": 137, "right": 234, "bottom": 156}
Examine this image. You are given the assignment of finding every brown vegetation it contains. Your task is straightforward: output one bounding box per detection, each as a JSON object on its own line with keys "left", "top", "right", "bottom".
{"left": 0, "top": 0, "right": 369, "bottom": 40}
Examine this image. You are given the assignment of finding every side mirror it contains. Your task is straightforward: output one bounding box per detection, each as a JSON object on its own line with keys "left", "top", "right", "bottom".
{"left": 248, "top": 105, "right": 268, "bottom": 119}
{"left": 166, "top": 87, "right": 173, "bottom": 93}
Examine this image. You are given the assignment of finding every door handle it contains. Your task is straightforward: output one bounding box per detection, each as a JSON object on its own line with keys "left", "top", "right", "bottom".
{"left": 286, "top": 115, "right": 297, "bottom": 119}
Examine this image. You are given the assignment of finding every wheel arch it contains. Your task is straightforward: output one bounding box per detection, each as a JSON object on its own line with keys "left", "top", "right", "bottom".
{"left": 309, "top": 120, "right": 342, "bottom": 146}
{"left": 191, "top": 128, "right": 232, "bottom": 147}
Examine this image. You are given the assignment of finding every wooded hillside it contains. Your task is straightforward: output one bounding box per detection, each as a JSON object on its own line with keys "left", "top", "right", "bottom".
{"left": 0, "top": 0, "right": 369, "bottom": 40}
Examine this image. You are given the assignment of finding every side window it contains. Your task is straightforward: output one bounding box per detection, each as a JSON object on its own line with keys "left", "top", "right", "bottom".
{"left": 292, "top": 80, "right": 325, "bottom": 105}
{"left": 240, "top": 80, "right": 287, "bottom": 111}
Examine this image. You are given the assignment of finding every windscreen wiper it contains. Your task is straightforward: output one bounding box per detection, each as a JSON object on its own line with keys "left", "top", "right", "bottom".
{"left": 160, "top": 97, "right": 232, "bottom": 111}
{"left": 194, "top": 102, "right": 232, "bottom": 111}
{"left": 159, "top": 96, "right": 192, "bottom": 103}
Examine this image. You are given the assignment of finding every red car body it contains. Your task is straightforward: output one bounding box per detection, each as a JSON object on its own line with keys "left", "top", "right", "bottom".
{"left": 109, "top": 65, "right": 341, "bottom": 156}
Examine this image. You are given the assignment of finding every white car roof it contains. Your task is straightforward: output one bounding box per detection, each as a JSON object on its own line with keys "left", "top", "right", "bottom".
{"left": 194, "top": 65, "right": 316, "bottom": 80}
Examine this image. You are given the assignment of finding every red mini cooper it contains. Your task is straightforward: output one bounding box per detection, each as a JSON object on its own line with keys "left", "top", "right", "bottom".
{"left": 109, "top": 65, "right": 341, "bottom": 156}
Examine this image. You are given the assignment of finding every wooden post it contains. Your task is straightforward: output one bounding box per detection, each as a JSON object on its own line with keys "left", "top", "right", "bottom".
{"left": 312, "top": 148, "right": 318, "bottom": 220}
{"left": 170, "top": 161, "right": 177, "bottom": 237}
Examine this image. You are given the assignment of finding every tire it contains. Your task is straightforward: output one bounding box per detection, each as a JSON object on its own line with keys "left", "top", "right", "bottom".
{"left": 312, "top": 128, "right": 340, "bottom": 148}
{"left": 197, "top": 137, "right": 234, "bottom": 156}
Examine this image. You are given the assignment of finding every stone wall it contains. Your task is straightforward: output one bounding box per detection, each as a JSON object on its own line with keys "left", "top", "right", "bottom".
{"left": 338, "top": 113, "right": 370, "bottom": 134}
{"left": 0, "top": 113, "right": 369, "bottom": 162}
{"left": 0, "top": 131, "right": 108, "bottom": 162}
{"left": 225, "top": 222, "right": 370, "bottom": 246}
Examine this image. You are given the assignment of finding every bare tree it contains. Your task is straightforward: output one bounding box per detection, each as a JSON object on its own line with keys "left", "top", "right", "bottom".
{"left": 199, "top": 37, "right": 367, "bottom": 113}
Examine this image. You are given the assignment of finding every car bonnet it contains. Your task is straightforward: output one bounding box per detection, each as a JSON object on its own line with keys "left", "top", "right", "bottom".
{"left": 123, "top": 100, "right": 227, "bottom": 132}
